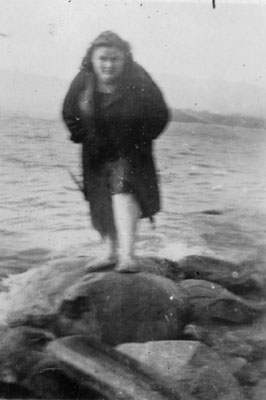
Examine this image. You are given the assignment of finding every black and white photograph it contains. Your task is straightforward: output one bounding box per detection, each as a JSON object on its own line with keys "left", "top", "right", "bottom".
{"left": 1, "top": 0, "right": 266, "bottom": 399}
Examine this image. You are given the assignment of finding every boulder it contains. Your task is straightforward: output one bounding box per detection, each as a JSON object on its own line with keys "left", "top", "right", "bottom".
{"left": 3, "top": 255, "right": 264, "bottom": 330}
{"left": 0, "top": 326, "right": 62, "bottom": 398}
{"left": 55, "top": 272, "right": 189, "bottom": 345}
{"left": 3, "top": 257, "right": 182, "bottom": 329}
{"left": 0, "top": 326, "right": 102, "bottom": 399}
{"left": 2, "top": 258, "right": 90, "bottom": 327}
{"left": 0, "top": 326, "right": 54, "bottom": 385}
{"left": 180, "top": 279, "right": 266, "bottom": 324}
{"left": 48, "top": 335, "right": 189, "bottom": 400}
{"left": 177, "top": 255, "right": 265, "bottom": 296}
{"left": 26, "top": 357, "right": 103, "bottom": 399}
{"left": 116, "top": 340, "right": 245, "bottom": 400}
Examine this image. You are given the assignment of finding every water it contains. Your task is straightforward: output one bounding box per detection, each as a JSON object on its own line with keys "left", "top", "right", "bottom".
{"left": 1, "top": 115, "right": 266, "bottom": 279}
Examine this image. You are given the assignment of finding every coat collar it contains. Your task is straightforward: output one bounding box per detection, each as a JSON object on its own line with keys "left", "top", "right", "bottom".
{"left": 79, "top": 71, "right": 126, "bottom": 117}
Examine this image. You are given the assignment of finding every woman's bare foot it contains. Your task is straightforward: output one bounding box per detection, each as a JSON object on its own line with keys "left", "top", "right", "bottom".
{"left": 87, "top": 234, "right": 119, "bottom": 271}
{"left": 87, "top": 254, "right": 118, "bottom": 271}
{"left": 115, "top": 256, "right": 140, "bottom": 273}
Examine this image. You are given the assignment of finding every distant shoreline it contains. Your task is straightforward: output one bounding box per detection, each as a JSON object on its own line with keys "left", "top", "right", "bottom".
{"left": 171, "top": 109, "right": 266, "bottom": 130}
{"left": 1, "top": 109, "right": 266, "bottom": 131}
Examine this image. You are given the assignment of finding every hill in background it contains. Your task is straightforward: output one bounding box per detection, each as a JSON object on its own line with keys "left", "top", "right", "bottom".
{"left": 160, "top": 73, "right": 266, "bottom": 121}
{"left": 171, "top": 109, "right": 266, "bottom": 129}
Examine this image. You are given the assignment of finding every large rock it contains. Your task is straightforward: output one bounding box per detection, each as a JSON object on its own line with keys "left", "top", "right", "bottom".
{"left": 0, "top": 326, "right": 60, "bottom": 398}
{"left": 2, "top": 255, "right": 264, "bottom": 329}
{"left": 2, "top": 257, "right": 182, "bottom": 328}
{"left": 177, "top": 255, "right": 265, "bottom": 296}
{"left": 55, "top": 272, "right": 189, "bottom": 345}
{"left": 26, "top": 357, "right": 103, "bottom": 399}
{"left": 1, "top": 258, "right": 90, "bottom": 326}
{"left": 0, "top": 326, "right": 101, "bottom": 399}
{"left": 48, "top": 335, "right": 190, "bottom": 400}
{"left": 180, "top": 279, "right": 266, "bottom": 324}
{"left": 0, "top": 326, "right": 54, "bottom": 385}
{"left": 116, "top": 340, "right": 245, "bottom": 400}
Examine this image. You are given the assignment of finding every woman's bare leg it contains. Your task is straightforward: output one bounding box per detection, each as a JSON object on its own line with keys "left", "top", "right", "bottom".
{"left": 88, "top": 194, "right": 119, "bottom": 267}
{"left": 112, "top": 193, "right": 141, "bottom": 268}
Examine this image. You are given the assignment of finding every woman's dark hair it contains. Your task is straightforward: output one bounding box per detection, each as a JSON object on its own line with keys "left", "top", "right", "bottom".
{"left": 80, "top": 31, "right": 134, "bottom": 74}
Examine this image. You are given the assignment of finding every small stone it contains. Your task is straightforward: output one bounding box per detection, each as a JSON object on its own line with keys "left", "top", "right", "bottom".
{"left": 251, "top": 379, "right": 266, "bottom": 400}
{"left": 226, "top": 357, "right": 248, "bottom": 379}
{"left": 234, "top": 361, "right": 260, "bottom": 386}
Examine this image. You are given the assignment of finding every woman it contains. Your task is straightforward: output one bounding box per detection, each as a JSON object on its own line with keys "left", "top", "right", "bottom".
{"left": 62, "top": 31, "right": 169, "bottom": 271}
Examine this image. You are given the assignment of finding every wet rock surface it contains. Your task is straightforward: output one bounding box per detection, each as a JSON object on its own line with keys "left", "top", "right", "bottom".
{"left": 0, "top": 255, "right": 266, "bottom": 399}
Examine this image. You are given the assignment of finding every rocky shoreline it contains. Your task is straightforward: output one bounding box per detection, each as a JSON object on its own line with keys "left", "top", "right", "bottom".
{"left": 0, "top": 255, "right": 266, "bottom": 399}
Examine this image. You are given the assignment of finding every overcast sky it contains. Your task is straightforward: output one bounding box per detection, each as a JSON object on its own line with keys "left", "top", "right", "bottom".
{"left": 1, "top": 0, "right": 266, "bottom": 88}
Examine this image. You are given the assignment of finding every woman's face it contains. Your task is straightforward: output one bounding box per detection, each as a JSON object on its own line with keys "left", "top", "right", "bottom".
{"left": 91, "top": 46, "right": 125, "bottom": 84}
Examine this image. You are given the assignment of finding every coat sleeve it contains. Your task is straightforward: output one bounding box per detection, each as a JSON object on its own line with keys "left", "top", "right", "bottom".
{"left": 137, "top": 66, "right": 170, "bottom": 142}
{"left": 62, "top": 71, "right": 88, "bottom": 143}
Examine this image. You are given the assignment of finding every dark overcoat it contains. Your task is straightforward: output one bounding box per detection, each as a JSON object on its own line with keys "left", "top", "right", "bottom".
{"left": 62, "top": 62, "right": 169, "bottom": 231}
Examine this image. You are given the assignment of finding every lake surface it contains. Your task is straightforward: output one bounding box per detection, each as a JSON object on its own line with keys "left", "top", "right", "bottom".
{"left": 1, "top": 116, "right": 266, "bottom": 278}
